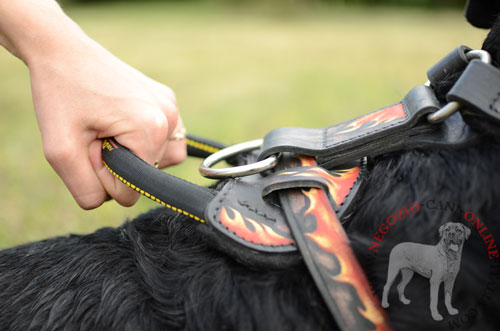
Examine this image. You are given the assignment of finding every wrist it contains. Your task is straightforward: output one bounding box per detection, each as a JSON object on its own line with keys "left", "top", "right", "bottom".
{"left": 0, "top": 0, "right": 88, "bottom": 66}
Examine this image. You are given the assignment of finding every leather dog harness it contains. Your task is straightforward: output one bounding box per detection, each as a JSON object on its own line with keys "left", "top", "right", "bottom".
{"left": 102, "top": 46, "right": 500, "bottom": 331}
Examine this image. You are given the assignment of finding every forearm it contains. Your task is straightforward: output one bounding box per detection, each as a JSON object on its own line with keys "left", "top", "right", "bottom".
{"left": 0, "top": 0, "right": 89, "bottom": 66}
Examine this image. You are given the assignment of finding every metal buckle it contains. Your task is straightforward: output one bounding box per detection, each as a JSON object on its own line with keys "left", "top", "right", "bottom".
{"left": 199, "top": 139, "right": 279, "bottom": 179}
{"left": 427, "top": 49, "right": 492, "bottom": 123}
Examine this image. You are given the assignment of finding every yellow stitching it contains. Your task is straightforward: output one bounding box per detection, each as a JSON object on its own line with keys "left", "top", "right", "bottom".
{"left": 103, "top": 161, "right": 206, "bottom": 223}
{"left": 186, "top": 138, "right": 221, "bottom": 154}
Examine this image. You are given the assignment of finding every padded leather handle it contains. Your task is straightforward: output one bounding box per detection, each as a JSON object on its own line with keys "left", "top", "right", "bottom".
{"left": 101, "top": 138, "right": 214, "bottom": 222}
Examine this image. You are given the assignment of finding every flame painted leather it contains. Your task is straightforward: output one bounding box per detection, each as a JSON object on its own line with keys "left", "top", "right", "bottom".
{"left": 203, "top": 157, "right": 366, "bottom": 256}
{"left": 279, "top": 158, "right": 391, "bottom": 331}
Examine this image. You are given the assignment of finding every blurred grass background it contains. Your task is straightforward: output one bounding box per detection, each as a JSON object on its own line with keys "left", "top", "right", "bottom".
{"left": 0, "top": 1, "right": 487, "bottom": 247}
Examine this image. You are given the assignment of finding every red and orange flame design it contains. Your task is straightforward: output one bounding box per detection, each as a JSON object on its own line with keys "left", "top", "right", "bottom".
{"left": 219, "top": 206, "right": 294, "bottom": 246}
{"left": 333, "top": 103, "right": 405, "bottom": 136}
{"left": 279, "top": 156, "right": 360, "bottom": 206}
{"left": 302, "top": 188, "right": 391, "bottom": 330}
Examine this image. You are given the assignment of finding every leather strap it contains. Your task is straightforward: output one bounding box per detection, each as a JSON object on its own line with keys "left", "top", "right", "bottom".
{"left": 427, "top": 45, "right": 471, "bottom": 87}
{"left": 186, "top": 134, "right": 226, "bottom": 158}
{"left": 259, "top": 85, "right": 478, "bottom": 169}
{"left": 447, "top": 59, "right": 500, "bottom": 123}
{"left": 320, "top": 111, "right": 477, "bottom": 169}
{"left": 260, "top": 86, "right": 438, "bottom": 163}
{"left": 278, "top": 156, "right": 391, "bottom": 331}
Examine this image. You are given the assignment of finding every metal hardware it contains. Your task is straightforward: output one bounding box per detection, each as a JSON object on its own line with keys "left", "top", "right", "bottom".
{"left": 467, "top": 49, "right": 492, "bottom": 64}
{"left": 427, "top": 49, "right": 491, "bottom": 123}
{"left": 427, "top": 101, "right": 462, "bottom": 123}
{"left": 199, "top": 139, "right": 279, "bottom": 179}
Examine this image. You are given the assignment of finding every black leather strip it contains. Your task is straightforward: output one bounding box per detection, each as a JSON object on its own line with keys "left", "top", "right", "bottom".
{"left": 447, "top": 59, "right": 500, "bottom": 123}
{"left": 427, "top": 45, "right": 471, "bottom": 87}
{"left": 319, "top": 112, "right": 478, "bottom": 169}
{"left": 101, "top": 138, "right": 214, "bottom": 221}
{"left": 186, "top": 134, "right": 226, "bottom": 158}
{"left": 260, "top": 85, "right": 439, "bottom": 167}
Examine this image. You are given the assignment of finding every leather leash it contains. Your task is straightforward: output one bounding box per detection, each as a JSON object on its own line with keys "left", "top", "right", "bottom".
{"left": 102, "top": 45, "right": 500, "bottom": 331}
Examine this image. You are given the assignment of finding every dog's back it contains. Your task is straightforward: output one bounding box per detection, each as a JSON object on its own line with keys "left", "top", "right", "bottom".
{"left": 0, "top": 209, "right": 336, "bottom": 331}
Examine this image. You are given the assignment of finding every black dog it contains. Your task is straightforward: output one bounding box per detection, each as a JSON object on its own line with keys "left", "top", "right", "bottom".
{"left": 2, "top": 11, "right": 500, "bottom": 331}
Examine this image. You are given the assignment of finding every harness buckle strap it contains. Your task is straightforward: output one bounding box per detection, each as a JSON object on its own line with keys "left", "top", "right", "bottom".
{"left": 259, "top": 85, "right": 439, "bottom": 168}
{"left": 447, "top": 59, "right": 500, "bottom": 124}
{"left": 426, "top": 45, "right": 472, "bottom": 87}
{"left": 427, "top": 49, "right": 492, "bottom": 123}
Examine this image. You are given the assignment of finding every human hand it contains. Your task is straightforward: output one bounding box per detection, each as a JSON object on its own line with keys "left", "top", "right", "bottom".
{"left": 0, "top": 0, "right": 186, "bottom": 209}
{"left": 31, "top": 41, "right": 186, "bottom": 209}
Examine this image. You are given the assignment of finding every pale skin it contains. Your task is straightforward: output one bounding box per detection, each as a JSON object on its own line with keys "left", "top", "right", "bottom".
{"left": 0, "top": 0, "right": 186, "bottom": 209}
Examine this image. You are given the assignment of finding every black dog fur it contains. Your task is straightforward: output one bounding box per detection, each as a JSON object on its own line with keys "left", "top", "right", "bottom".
{"left": 2, "top": 15, "right": 500, "bottom": 331}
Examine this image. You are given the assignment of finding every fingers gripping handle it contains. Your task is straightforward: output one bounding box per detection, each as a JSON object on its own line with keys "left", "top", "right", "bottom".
{"left": 101, "top": 138, "right": 214, "bottom": 222}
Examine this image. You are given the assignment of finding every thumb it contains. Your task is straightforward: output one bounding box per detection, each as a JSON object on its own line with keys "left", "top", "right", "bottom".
{"left": 89, "top": 139, "right": 140, "bottom": 207}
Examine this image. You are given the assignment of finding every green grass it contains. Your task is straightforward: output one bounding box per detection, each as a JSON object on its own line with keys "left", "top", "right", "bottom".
{"left": 0, "top": 2, "right": 487, "bottom": 247}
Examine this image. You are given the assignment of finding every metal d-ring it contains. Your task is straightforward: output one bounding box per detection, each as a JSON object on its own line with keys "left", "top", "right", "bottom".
{"left": 199, "top": 139, "right": 279, "bottom": 179}
{"left": 427, "top": 49, "right": 491, "bottom": 123}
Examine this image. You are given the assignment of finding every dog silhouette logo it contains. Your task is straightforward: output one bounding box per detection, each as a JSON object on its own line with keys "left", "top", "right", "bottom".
{"left": 381, "top": 222, "right": 471, "bottom": 321}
